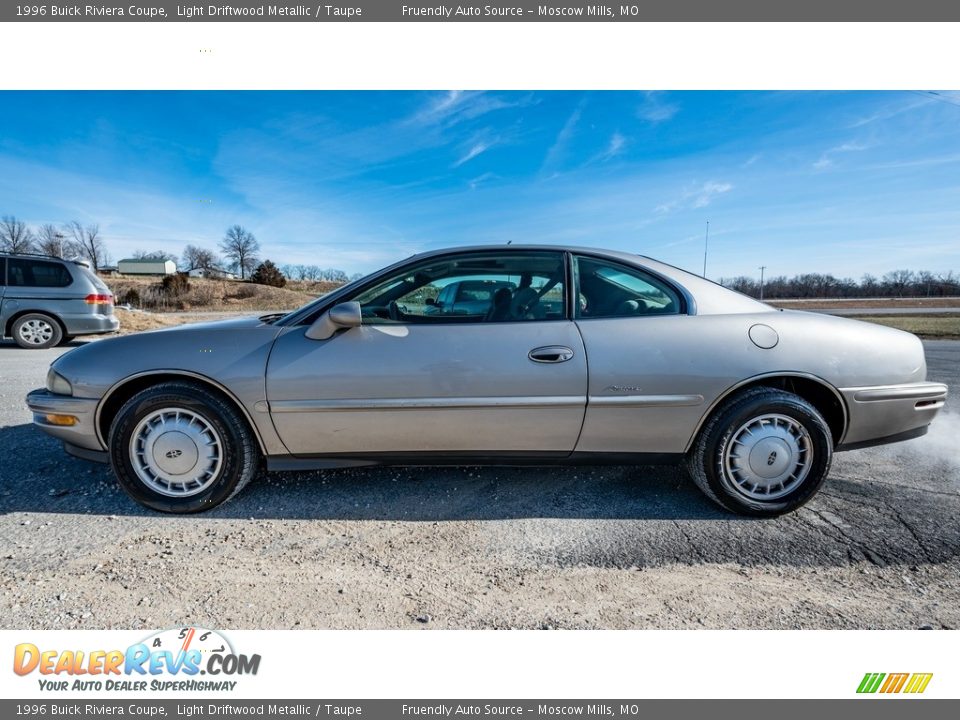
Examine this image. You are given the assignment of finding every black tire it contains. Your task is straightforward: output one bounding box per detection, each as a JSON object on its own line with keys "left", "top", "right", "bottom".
{"left": 685, "top": 387, "right": 833, "bottom": 517}
{"left": 108, "top": 381, "right": 260, "bottom": 513}
{"left": 58, "top": 335, "right": 75, "bottom": 346}
{"left": 11, "top": 313, "right": 63, "bottom": 349}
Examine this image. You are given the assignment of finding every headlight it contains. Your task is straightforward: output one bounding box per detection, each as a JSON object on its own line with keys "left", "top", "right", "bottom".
{"left": 46, "top": 369, "right": 73, "bottom": 396}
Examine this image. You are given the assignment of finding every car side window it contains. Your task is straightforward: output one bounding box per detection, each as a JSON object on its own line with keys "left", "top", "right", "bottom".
{"left": 0, "top": 258, "right": 6, "bottom": 286}
{"left": 350, "top": 251, "right": 567, "bottom": 324}
{"left": 7, "top": 258, "right": 73, "bottom": 288}
{"left": 575, "top": 256, "right": 681, "bottom": 319}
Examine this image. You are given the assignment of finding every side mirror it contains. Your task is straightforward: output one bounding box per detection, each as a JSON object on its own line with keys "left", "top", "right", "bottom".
{"left": 305, "top": 301, "right": 362, "bottom": 340}
{"left": 425, "top": 297, "right": 437, "bottom": 306}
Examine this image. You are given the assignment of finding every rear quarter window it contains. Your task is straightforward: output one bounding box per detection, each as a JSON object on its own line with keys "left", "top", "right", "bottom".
{"left": 7, "top": 258, "right": 74, "bottom": 288}
{"left": 76, "top": 265, "right": 109, "bottom": 291}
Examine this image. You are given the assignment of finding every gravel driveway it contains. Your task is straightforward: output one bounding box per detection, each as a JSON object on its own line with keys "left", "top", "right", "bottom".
{"left": 1, "top": 339, "right": 958, "bottom": 630}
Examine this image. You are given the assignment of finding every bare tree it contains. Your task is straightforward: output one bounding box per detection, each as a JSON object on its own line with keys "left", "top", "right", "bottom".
{"left": 35, "top": 223, "right": 76, "bottom": 259}
{"left": 883, "top": 269, "right": 915, "bottom": 298}
{"left": 182, "top": 245, "right": 220, "bottom": 272}
{"left": 219, "top": 225, "right": 260, "bottom": 279}
{"left": 65, "top": 221, "right": 109, "bottom": 272}
{"left": 0, "top": 215, "right": 36, "bottom": 254}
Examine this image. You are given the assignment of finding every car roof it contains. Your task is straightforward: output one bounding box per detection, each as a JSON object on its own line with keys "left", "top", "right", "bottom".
{"left": 0, "top": 252, "right": 83, "bottom": 265}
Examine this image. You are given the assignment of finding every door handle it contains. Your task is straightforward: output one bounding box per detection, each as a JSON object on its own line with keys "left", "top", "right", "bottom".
{"left": 528, "top": 345, "right": 575, "bottom": 363}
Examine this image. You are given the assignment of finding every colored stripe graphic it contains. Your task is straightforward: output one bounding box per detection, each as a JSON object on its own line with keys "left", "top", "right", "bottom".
{"left": 857, "top": 673, "right": 885, "bottom": 693}
{"left": 857, "top": 672, "right": 932, "bottom": 694}
{"left": 880, "top": 673, "right": 909, "bottom": 693}
{"left": 904, "top": 673, "right": 934, "bottom": 694}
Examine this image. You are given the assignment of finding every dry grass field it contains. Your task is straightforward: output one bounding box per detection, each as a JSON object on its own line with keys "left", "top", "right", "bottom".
{"left": 857, "top": 315, "right": 960, "bottom": 339}
{"left": 104, "top": 275, "right": 342, "bottom": 312}
{"left": 112, "top": 308, "right": 191, "bottom": 333}
{"left": 771, "top": 297, "right": 960, "bottom": 310}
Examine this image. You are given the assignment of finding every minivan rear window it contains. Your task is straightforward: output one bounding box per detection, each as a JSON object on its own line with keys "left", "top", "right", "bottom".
{"left": 7, "top": 258, "right": 73, "bottom": 288}
{"left": 77, "top": 265, "right": 109, "bottom": 292}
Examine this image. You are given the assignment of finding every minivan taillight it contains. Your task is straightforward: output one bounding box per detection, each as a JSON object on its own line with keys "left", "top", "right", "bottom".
{"left": 85, "top": 294, "right": 113, "bottom": 305}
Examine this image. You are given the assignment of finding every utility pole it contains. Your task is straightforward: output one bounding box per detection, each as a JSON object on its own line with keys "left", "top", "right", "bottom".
{"left": 759, "top": 265, "right": 767, "bottom": 301}
{"left": 702, "top": 221, "right": 710, "bottom": 278}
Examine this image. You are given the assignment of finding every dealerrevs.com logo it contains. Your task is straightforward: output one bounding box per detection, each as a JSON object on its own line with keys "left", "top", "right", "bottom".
{"left": 13, "top": 627, "right": 260, "bottom": 692}
{"left": 857, "top": 673, "right": 933, "bottom": 694}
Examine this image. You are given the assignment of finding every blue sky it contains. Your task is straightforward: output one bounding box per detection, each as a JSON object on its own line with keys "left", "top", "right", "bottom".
{"left": 1, "top": 90, "right": 958, "bottom": 280}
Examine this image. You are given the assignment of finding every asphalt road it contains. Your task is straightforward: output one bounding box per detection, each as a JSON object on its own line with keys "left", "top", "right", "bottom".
{"left": 0, "top": 338, "right": 957, "bottom": 630}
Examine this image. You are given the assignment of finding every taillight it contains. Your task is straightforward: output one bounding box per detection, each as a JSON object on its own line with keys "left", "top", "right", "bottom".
{"left": 85, "top": 294, "right": 113, "bottom": 305}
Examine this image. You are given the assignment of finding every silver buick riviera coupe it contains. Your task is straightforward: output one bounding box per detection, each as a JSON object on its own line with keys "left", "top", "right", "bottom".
{"left": 27, "top": 246, "right": 948, "bottom": 516}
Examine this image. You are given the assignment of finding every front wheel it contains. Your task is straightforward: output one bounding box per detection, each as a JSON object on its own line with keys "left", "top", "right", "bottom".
{"left": 686, "top": 387, "right": 833, "bottom": 517}
{"left": 108, "top": 382, "right": 260, "bottom": 513}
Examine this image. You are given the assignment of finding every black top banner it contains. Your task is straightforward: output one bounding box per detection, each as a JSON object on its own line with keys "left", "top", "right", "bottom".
{"left": 4, "top": 0, "right": 960, "bottom": 22}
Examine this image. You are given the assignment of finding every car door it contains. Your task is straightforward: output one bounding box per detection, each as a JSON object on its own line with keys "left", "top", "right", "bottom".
{"left": 572, "top": 254, "right": 709, "bottom": 455}
{"left": 265, "top": 250, "right": 587, "bottom": 457}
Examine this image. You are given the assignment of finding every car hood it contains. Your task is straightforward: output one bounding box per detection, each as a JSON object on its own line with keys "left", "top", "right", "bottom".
{"left": 148, "top": 315, "right": 276, "bottom": 333}
{"left": 52, "top": 315, "right": 284, "bottom": 400}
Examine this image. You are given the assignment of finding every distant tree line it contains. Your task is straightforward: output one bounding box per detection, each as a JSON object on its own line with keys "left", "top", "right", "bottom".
{"left": 279, "top": 264, "right": 364, "bottom": 283}
{"left": 719, "top": 270, "right": 960, "bottom": 299}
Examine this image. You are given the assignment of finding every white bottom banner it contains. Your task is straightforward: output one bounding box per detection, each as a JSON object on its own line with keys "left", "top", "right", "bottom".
{"left": 1, "top": 629, "right": 953, "bottom": 699}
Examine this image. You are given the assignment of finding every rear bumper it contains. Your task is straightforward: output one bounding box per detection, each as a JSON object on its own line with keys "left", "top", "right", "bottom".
{"left": 25, "top": 388, "right": 104, "bottom": 452}
{"left": 837, "top": 381, "right": 948, "bottom": 450}
{"left": 60, "top": 313, "right": 119, "bottom": 336}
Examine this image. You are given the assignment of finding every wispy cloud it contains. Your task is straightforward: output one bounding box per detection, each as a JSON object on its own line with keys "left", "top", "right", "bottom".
{"left": 468, "top": 171, "right": 497, "bottom": 190}
{"left": 541, "top": 101, "right": 584, "bottom": 173}
{"left": 694, "top": 181, "right": 733, "bottom": 207}
{"left": 637, "top": 91, "right": 679, "bottom": 123}
{"left": 454, "top": 138, "right": 495, "bottom": 167}
{"left": 410, "top": 90, "right": 528, "bottom": 129}
{"left": 813, "top": 140, "right": 870, "bottom": 170}
{"left": 656, "top": 180, "right": 733, "bottom": 214}
{"left": 596, "top": 132, "right": 626, "bottom": 162}
{"left": 849, "top": 96, "right": 931, "bottom": 128}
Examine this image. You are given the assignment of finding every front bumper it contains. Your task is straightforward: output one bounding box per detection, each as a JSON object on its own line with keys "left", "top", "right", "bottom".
{"left": 26, "top": 388, "right": 104, "bottom": 452}
{"left": 837, "top": 381, "right": 948, "bottom": 450}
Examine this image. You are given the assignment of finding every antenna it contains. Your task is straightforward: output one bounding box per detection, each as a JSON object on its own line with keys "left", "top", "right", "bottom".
{"left": 759, "top": 265, "right": 767, "bottom": 301}
{"left": 702, "top": 221, "right": 710, "bottom": 278}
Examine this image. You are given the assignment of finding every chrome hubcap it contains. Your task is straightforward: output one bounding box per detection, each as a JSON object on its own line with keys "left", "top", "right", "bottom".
{"left": 130, "top": 408, "right": 223, "bottom": 497}
{"left": 19, "top": 319, "right": 54, "bottom": 345}
{"left": 721, "top": 413, "right": 813, "bottom": 501}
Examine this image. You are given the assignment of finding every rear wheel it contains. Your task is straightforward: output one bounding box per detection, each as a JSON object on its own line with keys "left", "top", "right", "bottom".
{"left": 12, "top": 313, "right": 62, "bottom": 349}
{"left": 686, "top": 387, "right": 833, "bottom": 516}
{"left": 108, "top": 382, "right": 260, "bottom": 513}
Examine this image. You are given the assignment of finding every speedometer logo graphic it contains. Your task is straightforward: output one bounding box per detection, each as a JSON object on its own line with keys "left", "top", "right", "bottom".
{"left": 140, "top": 626, "right": 234, "bottom": 665}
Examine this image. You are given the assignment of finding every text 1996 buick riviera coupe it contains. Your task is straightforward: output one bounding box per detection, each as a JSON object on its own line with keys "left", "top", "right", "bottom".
{"left": 27, "top": 246, "right": 948, "bottom": 516}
